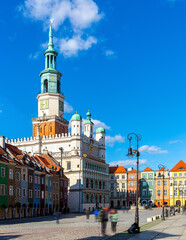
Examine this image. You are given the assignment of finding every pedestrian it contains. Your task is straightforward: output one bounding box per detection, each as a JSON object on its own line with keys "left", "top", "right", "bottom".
{"left": 85, "top": 209, "right": 90, "bottom": 222}
{"left": 56, "top": 211, "right": 60, "bottom": 224}
{"left": 110, "top": 209, "right": 118, "bottom": 234}
{"left": 98, "top": 208, "right": 108, "bottom": 236}
{"left": 93, "top": 209, "right": 99, "bottom": 222}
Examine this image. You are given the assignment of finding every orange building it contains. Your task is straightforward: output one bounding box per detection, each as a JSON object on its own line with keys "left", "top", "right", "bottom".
{"left": 155, "top": 167, "right": 170, "bottom": 207}
{"left": 127, "top": 169, "right": 140, "bottom": 207}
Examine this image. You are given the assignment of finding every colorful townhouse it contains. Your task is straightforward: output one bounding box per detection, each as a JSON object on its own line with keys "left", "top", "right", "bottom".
{"left": 140, "top": 167, "right": 155, "bottom": 206}
{"left": 170, "top": 160, "right": 186, "bottom": 207}
{"left": 0, "top": 136, "right": 68, "bottom": 219}
{"left": 109, "top": 166, "right": 128, "bottom": 208}
{"left": 127, "top": 168, "right": 141, "bottom": 207}
{"left": 155, "top": 167, "right": 170, "bottom": 207}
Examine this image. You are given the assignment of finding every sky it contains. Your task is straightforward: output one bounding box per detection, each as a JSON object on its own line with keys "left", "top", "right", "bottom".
{"left": 1, "top": 0, "right": 186, "bottom": 171}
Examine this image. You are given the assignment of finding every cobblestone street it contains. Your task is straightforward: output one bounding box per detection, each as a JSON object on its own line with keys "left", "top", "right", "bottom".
{"left": 0, "top": 209, "right": 162, "bottom": 240}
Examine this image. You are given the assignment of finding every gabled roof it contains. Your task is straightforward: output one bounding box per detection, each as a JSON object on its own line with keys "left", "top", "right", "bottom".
{"left": 143, "top": 167, "right": 153, "bottom": 172}
{"left": 129, "top": 169, "right": 137, "bottom": 173}
{"left": 170, "top": 160, "right": 186, "bottom": 172}
{"left": 5, "top": 143, "right": 23, "bottom": 162}
{"left": 109, "top": 166, "right": 127, "bottom": 173}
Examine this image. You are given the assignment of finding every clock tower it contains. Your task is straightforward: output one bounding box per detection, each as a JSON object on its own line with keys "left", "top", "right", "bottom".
{"left": 32, "top": 24, "right": 69, "bottom": 137}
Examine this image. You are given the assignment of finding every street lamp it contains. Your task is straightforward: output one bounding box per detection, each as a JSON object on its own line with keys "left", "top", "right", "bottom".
{"left": 158, "top": 164, "right": 166, "bottom": 220}
{"left": 59, "top": 147, "right": 63, "bottom": 167}
{"left": 126, "top": 133, "right": 142, "bottom": 234}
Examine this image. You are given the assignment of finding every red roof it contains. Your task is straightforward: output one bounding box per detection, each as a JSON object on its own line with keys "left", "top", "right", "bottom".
{"left": 129, "top": 169, "right": 137, "bottom": 173}
{"left": 109, "top": 166, "right": 127, "bottom": 173}
{"left": 170, "top": 160, "right": 186, "bottom": 172}
{"left": 159, "top": 167, "right": 164, "bottom": 171}
{"left": 143, "top": 167, "right": 152, "bottom": 172}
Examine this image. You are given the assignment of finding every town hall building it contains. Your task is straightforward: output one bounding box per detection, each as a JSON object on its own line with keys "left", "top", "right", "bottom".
{"left": 6, "top": 24, "right": 109, "bottom": 212}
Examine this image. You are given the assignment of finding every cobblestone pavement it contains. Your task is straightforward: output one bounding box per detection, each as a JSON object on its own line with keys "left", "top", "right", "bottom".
{"left": 0, "top": 209, "right": 162, "bottom": 240}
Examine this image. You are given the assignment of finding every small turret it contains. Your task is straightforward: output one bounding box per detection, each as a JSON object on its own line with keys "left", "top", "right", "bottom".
{"left": 71, "top": 112, "right": 82, "bottom": 136}
{"left": 96, "top": 127, "right": 106, "bottom": 146}
{"left": 84, "top": 110, "right": 94, "bottom": 138}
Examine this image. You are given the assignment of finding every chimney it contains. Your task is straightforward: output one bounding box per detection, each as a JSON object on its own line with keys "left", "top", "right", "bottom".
{"left": 0, "top": 136, "right": 5, "bottom": 149}
{"left": 43, "top": 148, "right": 48, "bottom": 155}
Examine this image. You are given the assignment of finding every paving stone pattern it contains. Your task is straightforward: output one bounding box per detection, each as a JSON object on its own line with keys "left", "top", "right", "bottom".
{"left": 0, "top": 209, "right": 162, "bottom": 240}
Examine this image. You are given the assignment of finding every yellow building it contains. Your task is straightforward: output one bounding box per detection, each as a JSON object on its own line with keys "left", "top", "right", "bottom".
{"left": 170, "top": 160, "right": 186, "bottom": 206}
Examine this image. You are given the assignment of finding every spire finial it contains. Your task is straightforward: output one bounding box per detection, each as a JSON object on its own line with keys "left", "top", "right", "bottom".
{"left": 48, "top": 19, "right": 54, "bottom": 50}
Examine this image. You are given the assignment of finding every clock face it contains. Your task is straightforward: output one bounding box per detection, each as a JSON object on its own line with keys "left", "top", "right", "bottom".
{"left": 51, "top": 76, "right": 55, "bottom": 81}
{"left": 40, "top": 99, "right": 49, "bottom": 110}
{"left": 59, "top": 101, "right": 64, "bottom": 111}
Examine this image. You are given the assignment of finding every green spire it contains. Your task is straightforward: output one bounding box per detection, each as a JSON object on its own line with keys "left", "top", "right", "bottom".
{"left": 47, "top": 24, "right": 54, "bottom": 51}
{"left": 84, "top": 110, "right": 94, "bottom": 124}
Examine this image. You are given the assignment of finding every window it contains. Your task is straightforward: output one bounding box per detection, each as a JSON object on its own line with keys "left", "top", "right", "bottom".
{"left": 149, "top": 174, "right": 153, "bottom": 179}
{"left": 174, "top": 181, "right": 177, "bottom": 185}
{"left": 9, "top": 169, "right": 13, "bottom": 179}
{"left": 44, "top": 79, "right": 48, "bottom": 93}
{"left": 9, "top": 186, "right": 13, "bottom": 196}
{"left": 42, "top": 191, "right": 44, "bottom": 199}
{"left": 164, "top": 181, "right": 167, "bottom": 185}
{"left": 53, "top": 193, "right": 55, "bottom": 200}
{"left": 42, "top": 177, "right": 44, "bottom": 185}
{"left": 174, "top": 173, "right": 177, "bottom": 177}
{"left": 157, "top": 190, "right": 161, "bottom": 196}
{"left": 67, "top": 162, "right": 71, "bottom": 170}
{"left": 179, "top": 181, "right": 183, "bottom": 185}
{"left": 122, "top": 175, "right": 125, "bottom": 179}
{"left": 116, "top": 175, "right": 119, "bottom": 179}
{"left": 116, "top": 183, "right": 119, "bottom": 188}
{"left": 164, "top": 190, "right": 167, "bottom": 196}
{"left": 60, "top": 192, "right": 63, "bottom": 198}
{"left": 179, "top": 173, "right": 182, "bottom": 177}
{"left": 56, "top": 182, "right": 59, "bottom": 188}
{"left": 0, "top": 184, "right": 5, "bottom": 195}
{"left": 184, "top": 173, "right": 186, "bottom": 177}
{"left": 130, "top": 182, "right": 133, "bottom": 187}
{"left": 142, "top": 189, "right": 147, "bottom": 196}
{"left": 38, "top": 190, "right": 40, "bottom": 198}
{"left": 111, "top": 183, "right": 114, "bottom": 189}
{"left": 29, "top": 175, "right": 32, "bottom": 183}
{"left": 38, "top": 177, "right": 40, "bottom": 184}
{"left": 149, "top": 189, "right": 153, "bottom": 196}
{"left": 184, "top": 181, "right": 186, "bottom": 185}
{"left": 35, "top": 176, "right": 37, "bottom": 184}
{"left": 143, "top": 181, "right": 147, "bottom": 186}
{"left": 179, "top": 189, "right": 183, "bottom": 196}
{"left": 16, "top": 172, "right": 20, "bottom": 180}
{"left": 174, "top": 188, "right": 177, "bottom": 196}
{"left": 149, "top": 181, "right": 153, "bottom": 186}
{"left": 130, "top": 175, "right": 133, "bottom": 179}
{"left": 22, "top": 188, "right": 26, "bottom": 197}
{"left": 1, "top": 167, "right": 5, "bottom": 177}
{"left": 53, "top": 182, "right": 56, "bottom": 188}
{"left": 184, "top": 189, "right": 186, "bottom": 196}
{"left": 50, "top": 126, "right": 52, "bottom": 132}
{"left": 35, "top": 190, "right": 37, "bottom": 198}
{"left": 142, "top": 174, "right": 147, "bottom": 179}
{"left": 110, "top": 175, "right": 114, "bottom": 180}
{"left": 61, "top": 181, "right": 63, "bottom": 187}
{"left": 135, "top": 181, "right": 137, "bottom": 186}
{"left": 122, "top": 183, "right": 125, "bottom": 188}
{"left": 29, "top": 190, "right": 32, "bottom": 198}
{"left": 111, "top": 192, "right": 114, "bottom": 197}
{"left": 56, "top": 194, "right": 59, "bottom": 200}
{"left": 16, "top": 188, "right": 20, "bottom": 197}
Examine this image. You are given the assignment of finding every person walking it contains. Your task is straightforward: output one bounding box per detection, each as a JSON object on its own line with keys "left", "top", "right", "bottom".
{"left": 98, "top": 208, "right": 108, "bottom": 236}
{"left": 85, "top": 209, "right": 90, "bottom": 222}
{"left": 93, "top": 209, "right": 99, "bottom": 222}
{"left": 110, "top": 209, "right": 118, "bottom": 234}
{"left": 56, "top": 211, "right": 60, "bottom": 224}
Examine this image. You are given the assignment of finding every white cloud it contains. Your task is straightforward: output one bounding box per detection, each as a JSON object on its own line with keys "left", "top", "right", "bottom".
{"left": 139, "top": 145, "right": 168, "bottom": 154}
{"left": 106, "top": 134, "right": 125, "bottom": 147}
{"left": 29, "top": 51, "right": 40, "bottom": 59}
{"left": 105, "top": 50, "right": 115, "bottom": 57}
{"left": 82, "top": 118, "right": 110, "bottom": 131}
{"left": 59, "top": 35, "right": 97, "bottom": 57}
{"left": 109, "top": 159, "right": 148, "bottom": 167}
{"left": 64, "top": 101, "right": 73, "bottom": 113}
{"left": 169, "top": 139, "right": 183, "bottom": 144}
{"left": 20, "top": 0, "right": 103, "bottom": 57}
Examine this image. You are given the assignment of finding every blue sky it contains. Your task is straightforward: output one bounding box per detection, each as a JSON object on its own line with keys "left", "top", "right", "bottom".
{"left": 1, "top": 0, "right": 186, "bottom": 170}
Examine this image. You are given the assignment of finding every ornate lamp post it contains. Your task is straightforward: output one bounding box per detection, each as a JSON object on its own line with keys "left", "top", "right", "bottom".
{"left": 158, "top": 164, "right": 166, "bottom": 220}
{"left": 126, "top": 133, "right": 142, "bottom": 234}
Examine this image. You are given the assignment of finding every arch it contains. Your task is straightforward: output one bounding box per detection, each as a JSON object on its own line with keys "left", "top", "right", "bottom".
{"left": 176, "top": 200, "right": 181, "bottom": 206}
{"left": 91, "top": 194, "right": 94, "bottom": 203}
{"left": 148, "top": 200, "right": 153, "bottom": 206}
{"left": 86, "top": 194, "right": 89, "bottom": 203}
{"left": 86, "top": 179, "right": 89, "bottom": 188}
{"left": 95, "top": 180, "right": 98, "bottom": 189}
{"left": 44, "top": 79, "right": 48, "bottom": 93}
{"left": 129, "top": 201, "right": 133, "bottom": 207}
{"left": 142, "top": 200, "right": 147, "bottom": 206}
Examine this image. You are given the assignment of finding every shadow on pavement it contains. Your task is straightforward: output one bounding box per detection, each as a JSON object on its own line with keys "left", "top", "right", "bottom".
{"left": 0, "top": 213, "right": 84, "bottom": 226}
{"left": 0, "top": 234, "right": 22, "bottom": 240}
